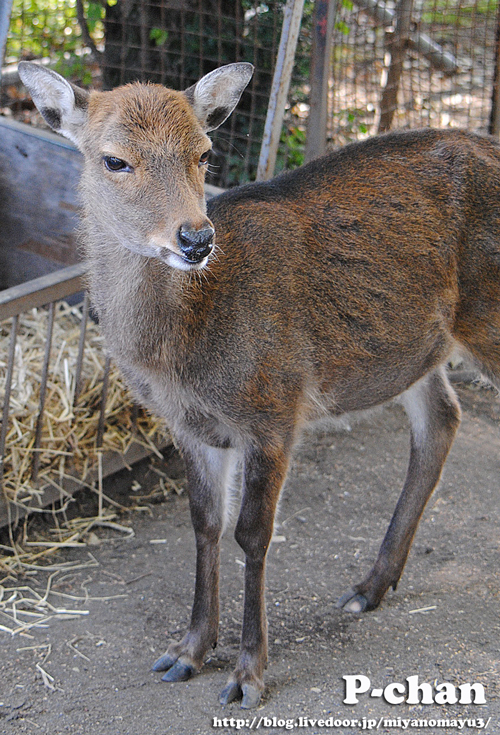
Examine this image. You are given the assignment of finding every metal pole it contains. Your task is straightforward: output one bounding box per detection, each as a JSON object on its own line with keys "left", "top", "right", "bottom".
{"left": 32, "top": 302, "right": 56, "bottom": 483}
{"left": 256, "top": 0, "right": 305, "bottom": 181}
{"left": 74, "top": 292, "right": 90, "bottom": 404}
{"left": 0, "top": 315, "right": 18, "bottom": 495}
{"left": 96, "top": 355, "right": 111, "bottom": 450}
{"left": 0, "top": 0, "right": 14, "bottom": 79}
{"left": 305, "top": 0, "right": 337, "bottom": 163}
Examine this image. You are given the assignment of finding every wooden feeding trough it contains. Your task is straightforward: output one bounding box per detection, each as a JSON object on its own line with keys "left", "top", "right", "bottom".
{"left": 0, "top": 118, "right": 169, "bottom": 530}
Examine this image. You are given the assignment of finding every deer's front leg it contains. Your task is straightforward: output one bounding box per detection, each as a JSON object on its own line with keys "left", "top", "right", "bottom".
{"left": 220, "top": 442, "right": 290, "bottom": 709}
{"left": 152, "top": 443, "right": 237, "bottom": 681}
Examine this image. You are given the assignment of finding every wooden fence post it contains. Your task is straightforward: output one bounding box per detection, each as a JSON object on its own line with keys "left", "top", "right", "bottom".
{"left": 305, "top": 0, "right": 337, "bottom": 163}
{"left": 256, "top": 0, "right": 305, "bottom": 181}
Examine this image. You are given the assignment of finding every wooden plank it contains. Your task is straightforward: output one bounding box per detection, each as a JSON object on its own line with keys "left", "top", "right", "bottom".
{"left": 0, "top": 116, "right": 80, "bottom": 149}
{"left": 17, "top": 235, "right": 80, "bottom": 265}
{"left": 0, "top": 262, "right": 87, "bottom": 320}
{"left": 0, "top": 118, "right": 83, "bottom": 288}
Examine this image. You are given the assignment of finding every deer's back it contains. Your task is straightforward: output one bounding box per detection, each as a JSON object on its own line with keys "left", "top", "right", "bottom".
{"left": 203, "top": 128, "right": 500, "bottom": 411}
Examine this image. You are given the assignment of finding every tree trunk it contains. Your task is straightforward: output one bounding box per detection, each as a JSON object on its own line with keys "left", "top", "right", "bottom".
{"left": 377, "top": 0, "right": 413, "bottom": 133}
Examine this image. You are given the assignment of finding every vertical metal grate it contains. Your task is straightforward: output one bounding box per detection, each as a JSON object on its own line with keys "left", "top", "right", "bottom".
{"left": 0, "top": 314, "right": 18, "bottom": 496}
{"left": 31, "top": 301, "right": 55, "bottom": 483}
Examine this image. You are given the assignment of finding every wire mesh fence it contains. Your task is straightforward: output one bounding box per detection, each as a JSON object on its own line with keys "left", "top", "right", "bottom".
{"left": 1, "top": 0, "right": 499, "bottom": 182}
{"left": 329, "top": 0, "right": 499, "bottom": 147}
{"left": 1, "top": 0, "right": 313, "bottom": 187}
{"left": 99, "top": 1, "right": 308, "bottom": 185}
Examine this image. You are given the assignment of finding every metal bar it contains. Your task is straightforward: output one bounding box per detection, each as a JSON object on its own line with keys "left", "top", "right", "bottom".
{"left": 96, "top": 356, "right": 112, "bottom": 449}
{"left": 256, "top": 0, "right": 306, "bottom": 181}
{"left": 131, "top": 403, "right": 140, "bottom": 431}
{"left": 73, "top": 291, "right": 90, "bottom": 404}
{"left": 305, "top": 0, "right": 337, "bottom": 164}
{"left": 0, "top": 263, "right": 87, "bottom": 321}
{"left": 139, "top": 0, "right": 148, "bottom": 81}
{"left": 0, "top": 0, "right": 14, "bottom": 77}
{"left": 0, "top": 314, "right": 19, "bottom": 495}
{"left": 31, "top": 302, "right": 56, "bottom": 483}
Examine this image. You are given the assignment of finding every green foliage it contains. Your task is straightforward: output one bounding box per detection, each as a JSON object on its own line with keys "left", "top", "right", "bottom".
{"left": 53, "top": 56, "right": 93, "bottom": 85}
{"left": 335, "top": 20, "right": 350, "bottom": 36}
{"left": 86, "top": 1, "right": 105, "bottom": 34}
{"left": 7, "top": 0, "right": 79, "bottom": 61}
{"left": 332, "top": 108, "right": 370, "bottom": 142}
{"left": 276, "top": 125, "right": 307, "bottom": 171}
{"left": 420, "top": 0, "right": 494, "bottom": 25}
{"left": 6, "top": 0, "right": 105, "bottom": 82}
{"left": 149, "top": 27, "right": 169, "bottom": 47}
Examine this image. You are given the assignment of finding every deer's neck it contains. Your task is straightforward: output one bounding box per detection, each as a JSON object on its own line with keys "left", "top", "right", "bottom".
{"left": 84, "top": 235, "right": 203, "bottom": 370}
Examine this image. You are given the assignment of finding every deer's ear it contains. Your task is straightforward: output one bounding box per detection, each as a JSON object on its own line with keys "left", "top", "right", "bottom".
{"left": 184, "top": 63, "right": 253, "bottom": 132}
{"left": 18, "top": 62, "right": 89, "bottom": 146}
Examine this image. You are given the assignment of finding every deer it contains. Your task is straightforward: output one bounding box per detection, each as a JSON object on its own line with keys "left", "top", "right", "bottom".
{"left": 18, "top": 60, "right": 500, "bottom": 709}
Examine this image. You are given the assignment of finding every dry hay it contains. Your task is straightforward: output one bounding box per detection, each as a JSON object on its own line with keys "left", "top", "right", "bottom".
{"left": 0, "top": 555, "right": 135, "bottom": 638}
{"left": 0, "top": 301, "right": 170, "bottom": 576}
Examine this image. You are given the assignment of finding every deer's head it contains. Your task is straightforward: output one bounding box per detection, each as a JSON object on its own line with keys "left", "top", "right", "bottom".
{"left": 19, "top": 62, "right": 253, "bottom": 271}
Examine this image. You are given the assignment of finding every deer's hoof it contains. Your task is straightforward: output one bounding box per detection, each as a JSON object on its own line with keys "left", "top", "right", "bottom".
{"left": 151, "top": 652, "right": 177, "bottom": 671}
{"left": 220, "top": 681, "right": 241, "bottom": 706}
{"left": 220, "top": 680, "right": 262, "bottom": 709}
{"left": 160, "top": 660, "right": 195, "bottom": 682}
{"left": 241, "top": 683, "right": 262, "bottom": 709}
{"left": 336, "top": 589, "right": 369, "bottom": 613}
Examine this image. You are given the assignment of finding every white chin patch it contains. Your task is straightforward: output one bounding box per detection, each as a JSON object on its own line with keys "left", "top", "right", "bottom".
{"left": 165, "top": 251, "right": 209, "bottom": 272}
{"left": 148, "top": 235, "right": 209, "bottom": 271}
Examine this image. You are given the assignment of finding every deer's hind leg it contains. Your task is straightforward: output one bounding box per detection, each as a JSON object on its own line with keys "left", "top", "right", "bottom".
{"left": 338, "top": 366, "right": 461, "bottom": 613}
{"left": 152, "top": 442, "right": 239, "bottom": 681}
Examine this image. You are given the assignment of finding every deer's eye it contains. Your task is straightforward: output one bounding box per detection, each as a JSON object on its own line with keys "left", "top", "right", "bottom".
{"left": 199, "top": 150, "right": 210, "bottom": 167}
{"left": 103, "top": 156, "right": 132, "bottom": 172}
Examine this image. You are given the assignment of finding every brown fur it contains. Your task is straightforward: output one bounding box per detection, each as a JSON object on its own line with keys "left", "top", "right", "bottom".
{"left": 18, "top": 61, "right": 500, "bottom": 708}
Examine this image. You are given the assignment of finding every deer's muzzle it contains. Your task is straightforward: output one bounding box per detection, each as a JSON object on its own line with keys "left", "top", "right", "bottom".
{"left": 177, "top": 224, "right": 215, "bottom": 263}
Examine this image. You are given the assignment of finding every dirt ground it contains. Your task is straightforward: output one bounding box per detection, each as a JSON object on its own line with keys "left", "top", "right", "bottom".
{"left": 1, "top": 383, "right": 499, "bottom": 735}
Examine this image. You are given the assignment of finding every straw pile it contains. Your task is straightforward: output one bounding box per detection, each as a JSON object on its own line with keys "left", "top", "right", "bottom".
{"left": 0, "top": 301, "right": 169, "bottom": 514}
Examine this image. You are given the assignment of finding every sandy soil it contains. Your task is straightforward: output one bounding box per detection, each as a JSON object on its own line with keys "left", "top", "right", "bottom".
{"left": 1, "top": 384, "right": 499, "bottom": 735}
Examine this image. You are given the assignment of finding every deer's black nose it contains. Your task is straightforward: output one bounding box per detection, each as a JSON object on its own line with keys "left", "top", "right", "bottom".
{"left": 177, "top": 225, "right": 214, "bottom": 263}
